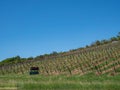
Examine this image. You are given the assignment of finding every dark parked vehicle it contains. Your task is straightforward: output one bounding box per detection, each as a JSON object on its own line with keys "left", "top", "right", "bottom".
{"left": 30, "top": 67, "right": 39, "bottom": 75}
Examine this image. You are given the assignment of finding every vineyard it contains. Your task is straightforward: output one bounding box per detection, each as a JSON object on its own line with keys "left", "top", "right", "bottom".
{"left": 0, "top": 41, "right": 120, "bottom": 76}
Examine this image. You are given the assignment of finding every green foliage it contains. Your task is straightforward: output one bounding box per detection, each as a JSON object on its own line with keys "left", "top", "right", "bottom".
{"left": 27, "top": 57, "right": 34, "bottom": 60}
{"left": 117, "top": 32, "right": 120, "bottom": 40}
{"left": 0, "top": 56, "right": 24, "bottom": 66}
{"left": 110, "top": 37, "right": 118, "bottom": 41}
{"left": 50, "top": 51, "right": 58, "bottom": 56}
{"left": 86, "top": 45, "right": 89, "bottom": 48}
{"left": 91, "top": 40, "right": 101, "bottom": 47}
{"left": 0, "top": 74, "right": 120, "bottom": 90}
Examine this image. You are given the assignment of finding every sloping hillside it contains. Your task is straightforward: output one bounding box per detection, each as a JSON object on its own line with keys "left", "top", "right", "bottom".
{"left": 0, "top": 41, "right": 120, "bottom": 76}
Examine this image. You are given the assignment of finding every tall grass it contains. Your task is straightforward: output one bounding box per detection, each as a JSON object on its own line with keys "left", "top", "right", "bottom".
{"left": 0, "top": 73, "right": 120, "bottom": 90}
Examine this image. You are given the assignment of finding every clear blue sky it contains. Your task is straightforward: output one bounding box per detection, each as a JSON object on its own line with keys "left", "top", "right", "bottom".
{"left": 0, "top": 0, "right": 120, "bottom": 61}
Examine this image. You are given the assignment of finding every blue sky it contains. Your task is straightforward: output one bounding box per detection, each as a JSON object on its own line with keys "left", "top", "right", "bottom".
{"left": 0, "top": 0, "right": 120, "bottom": 61}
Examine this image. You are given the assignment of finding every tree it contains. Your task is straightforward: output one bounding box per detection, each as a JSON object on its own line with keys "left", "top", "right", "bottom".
{"left": 101, "top": 39, "right": 109, "bottom": 44}
{"left": 86, "top": 45, "right": 89, "bottom": 48}
{"left": 110, "top": 37, "right": 118, "bottom": 42}
{"left": 50, "top": 51, "right": 58, "bottom": 56}
{"left": 90, "top": 40, "right": 101, "bottom": 47}
{"left": 95, "top": 40, "right": 101, "bottom": 46}
{"left": 27, "top": 57, "right": 34, "bottom": 60}
{"left": 117, "top": 32, "right": 120, "bottom": 40}
{"left": 14, "top": 56, "right": 21, "bottom": 60}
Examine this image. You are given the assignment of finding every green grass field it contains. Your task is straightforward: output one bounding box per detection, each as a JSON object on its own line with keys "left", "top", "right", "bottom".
{"left": 0, "top": 73, "right": 120, "bottom": 90}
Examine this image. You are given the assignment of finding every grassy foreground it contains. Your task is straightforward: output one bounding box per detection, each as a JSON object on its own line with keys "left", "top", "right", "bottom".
{"left": 0, "top": 73, "right": 120, "bottom": 90}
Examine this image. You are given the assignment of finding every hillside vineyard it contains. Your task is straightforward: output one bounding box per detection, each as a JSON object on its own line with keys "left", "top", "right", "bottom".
{"left": 0, "top": 41, "right": 120, "bottom": 76}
